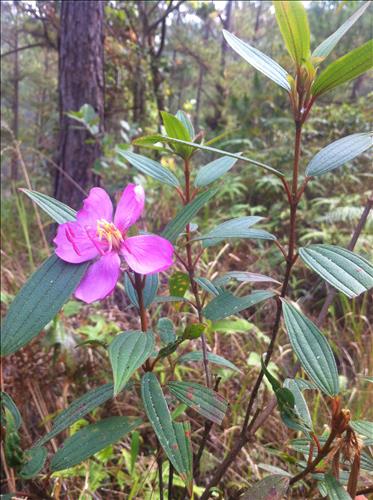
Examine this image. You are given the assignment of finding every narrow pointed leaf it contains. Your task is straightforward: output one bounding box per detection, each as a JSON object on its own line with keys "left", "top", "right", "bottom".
{"left": 1, "top": 392, "right": 22, "bottom": 430}
{"left": 152, "top": 136, "right": 283, "bottom": 176}
{"left": 124, "top": 272, "right": 159, "bottom": 308}
{"left": 299, "top": 245, "right": 373, "bottom": 299}
{"left": 312, "top": 2, "right": 371, "bottom": 60}
{"left": 193, "top": 216, "right": 275, "bottom": 247}
{"left": 20, "top": 188, "right": 77, "bottom": 223}
{"left": 178, "top": 351, "right": 241, "bottom": 373}
{"left": 194, "top": 156, "right": 238, "bottom": 187}
{"left": 162, "top": 188, "right": 218, "bottom": 242}
{"left": 312, "top": 40, "right": 373, "bottom": 97}
{"left": 324, "top": 473, "right": 352, "bottom": 500}
{"left": 117, "top": 150, "right": 180, "bottom": 187}
{"left": 172, "top": 420, "right": 193, "bottom": 492}
{"left": 281, "top": 300, "right": 339, "bottom": 397}
{"left": 204, "top": 290, "right": 275, "bottom": 321}
{"left": 274, "top": 1, "right": 310, "bottom": 65}
{"left": 306, "top": 132, "right": 372, "bottom": 176}
{"left": 214, "top": 271, "right": 280, "bottom": 286}
{"left": 109, "top": 331, "right": 155, "bottom": 396}
{"left": 1, "top": 255, "right": 89, "bottom": 356}
{"left": 240, "top": 474, "right": 290, "bottom": 500}
{"left": 141, "top": 373, "right": 191, "bottom": 484}
{"left": 223, "top": 30, "right": 291, "bottom": 91}
{"left": 51, "top": 417, "right": 142, "bottom": 471}
{"left": 168, "top": 381, "right": 227, "bottom": 425}
{"left": 283, "top": 379, "right": 313, "bottom": 431}
{"left": 175, "top": 110, "right": 195, "bottom": 139}
{"left": 19, "top": 447, "right": 47, "bottom": 479}
{"left": 195, "top": 277, "right": 224, "bottom": 296}
{"left": 36, "top": 383, "right": 116, "bottom": 446}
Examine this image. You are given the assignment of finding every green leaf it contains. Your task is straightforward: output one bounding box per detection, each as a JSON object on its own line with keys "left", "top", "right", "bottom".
{"left": 3, "top": 409, "right": 23, "bottom": 467}
{"left": 312, "top": 2, "right": 371, "bottom": 61}
{"left": 168, "top": 381, "right": 228, "bottom": 425}
{"left": 169, "top": 271, "right": 190, "bottom": 297}
{"left": 175, "top": 110, "right": 195, "bottom": 139}
{"left": 312, "top": 40, "right": 373, "bottom": 97}
{"left": 157, "top": 318, "right": 176, "bottom": 345}
{"left": 117, "top": 150, "right": 180, "bottom": 188}
{"left": 158, "top": 135, "right": 282, "bottom": 176}
{"left": 324, "top": 473, "right": 352, "bottom": 500}
{"left": 350, "top": 420, "right": 373, "bottom": 439}
{"left": 51, "top": 416, "right": 142, "bottom": 471}
{"left": 172, "top": 420, "right": 193, "bottom": 492}
{"left": 306, "top": 132, "right": 372, "bottom": 177}
{"left": 20, "top": 189, "right": 77, "bottom": 223}
{"left": 154, "top": 295, "right": 188, "bottom": 303}
{"left": 195, "top": 277, "right": 224, "bottom": 296}
{"left": 240, "top": 474, "right": 290, "bottom": 500}
{"left": 124, "top": 272, "right": 159, "bottom": 308}
{"left": 109, "top": 331, "right": 155, "bottom": 396}
{"left": 183, "top": 323, "right": 206, "bottom": 340}
{"left": 1, "top": 392, "right": 22, "bottom": 430}
{"left": 141, "top": 372, "right": 192, "bottom": 484}
{"left": 283, "top": 379, "right": 313, "bottom": 432}
{"left": 36, "top": 383, "right": 116, "bottom": 446}
{"left": 214, "top": 271, "right": 280, "bottom": 286}
{"left": 274, "top": 1, "right": 310, "bottom": 66}
{"left": 223, "top": 29, "right": 291, "bottom": 91}
{"left": 1, "top": 255, "right": 89, "bottom": 356}
{"left": 162, "top": 188, "right": 218, "bottom": 242}
{"left": 281, "top": 300, "right": 339, "bottom": 397}
{"left": 19, "top": 447, "right": 47, "bottom": 479}
{"left": 194, "top": 156, "right": 238, "bottom": 187}
{"left": 299, "top": 244, "right": 373, "bottom": 299}
{"left": 193, "top": 216, "right": 275, "bottom": 247}
{"left": 204, "top": 290, "right": 275, "bottom": 321}
{"left": 161, "top": 111, "right": 194, "bottom": 158}
{"left": 178, "top": 351, "right": 241, "bottom": 373}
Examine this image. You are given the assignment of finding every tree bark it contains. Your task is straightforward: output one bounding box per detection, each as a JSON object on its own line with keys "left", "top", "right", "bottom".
{"left": 54, "top": 0, "right": 104, "bottom": 209}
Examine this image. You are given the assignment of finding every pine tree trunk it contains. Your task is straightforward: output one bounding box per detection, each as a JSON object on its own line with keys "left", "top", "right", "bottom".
{"left": 54, "top": 0, "right": 104, "bottom": 209}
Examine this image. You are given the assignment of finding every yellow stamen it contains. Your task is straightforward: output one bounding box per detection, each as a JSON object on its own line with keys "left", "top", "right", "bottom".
{"left": 96, "top": 219, "right": 123, "bottom": 251}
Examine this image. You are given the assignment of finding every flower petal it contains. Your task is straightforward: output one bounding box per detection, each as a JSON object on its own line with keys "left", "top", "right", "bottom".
{"left": 74, "top": 253, "right": 121, "bottom": 303}
{"left": 114, "top": 184, "right": 145, "bottom": 232}
{"left": 121, "top": 235, "right": 174, "bottom": 274}
{"left": 54, "top": 222, "right": 99, "bottom": 263}
{"left": 77, "top": 187, "right": 113, "bottom": 227}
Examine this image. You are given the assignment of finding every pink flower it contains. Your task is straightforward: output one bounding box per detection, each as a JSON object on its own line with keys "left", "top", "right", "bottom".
{"left": 54, "top": 184, "right": 174, "bottom": 303}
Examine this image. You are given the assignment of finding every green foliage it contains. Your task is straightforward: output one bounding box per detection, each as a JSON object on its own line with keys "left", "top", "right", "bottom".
{"left": 21, "top": 189, "right": 77, "bottom": 223}
{"left": 1, "top": 255, "right": 89, "bottom": 356}
{"left": 204, "top": 290, "right": 275, "bottom": 321}
{"left": 109, "top": 331, "right": 154, "bottom": 396}
{"left": 281, "top": 300, "right": 340, "bottom": 397}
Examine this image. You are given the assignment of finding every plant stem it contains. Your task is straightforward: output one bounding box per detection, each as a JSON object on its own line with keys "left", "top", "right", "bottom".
{"left": 199, "top": 119, "right": 304, "bottom": 499}
{"left": 168, "top": 462, "right": 174, "bottom": 499}
{"left": 135, "top": 272, "right": 148, "bottom": 332}
{"left": 183, "top": 158, "right": 211, "bottom": 388}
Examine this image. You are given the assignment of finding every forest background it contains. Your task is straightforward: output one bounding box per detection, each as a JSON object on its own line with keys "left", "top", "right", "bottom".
{"left": 1, "top": 1, "right": 372, "bottom": 498}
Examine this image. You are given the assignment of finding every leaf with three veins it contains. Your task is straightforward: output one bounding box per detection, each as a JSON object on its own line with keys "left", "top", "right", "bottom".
{"left": 168, "top": 381, "right": 228, "bottom": 425}
{"left": 141, "top": 373, "right": 192, "bottom": 486}
{"left": 312, "top": 2, "right": 371, "bottom": 61}
{"left": 312, "top": 40, "right": 373, "bottom": 97}
{"left": 109, "top": 331, "right": 155, "bottom": 396}
{"left": 281, "top": 300, "right": 339, "bottom": 397}
{"left": 1, "top": 255, "right": 89, "bottom": 356}
{"left": 299, "top": 244, "right": 373, "bottom": 299}
{"left": 274, "top": 1, "right": 311, "bottom": 66}
{"left": 305, "top": 132, "right": 372, "bottom": 177}
{"left": 223, "top": 29, "right": 291, "bottom": 91}
{"left": 20, "top": 188, "right": 77, "bottom": 223}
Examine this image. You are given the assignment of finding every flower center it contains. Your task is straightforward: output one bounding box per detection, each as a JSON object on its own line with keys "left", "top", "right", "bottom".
{"left": 96, "top": 219, "right": 123, "bottom": 252}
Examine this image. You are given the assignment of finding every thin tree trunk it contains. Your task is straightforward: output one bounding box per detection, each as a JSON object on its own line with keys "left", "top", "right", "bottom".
{"left": 11, "top": 19, "right": 19, "bottom": 181}
{"left": 54, "top": 0, "right": 104, "bottom": 209}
